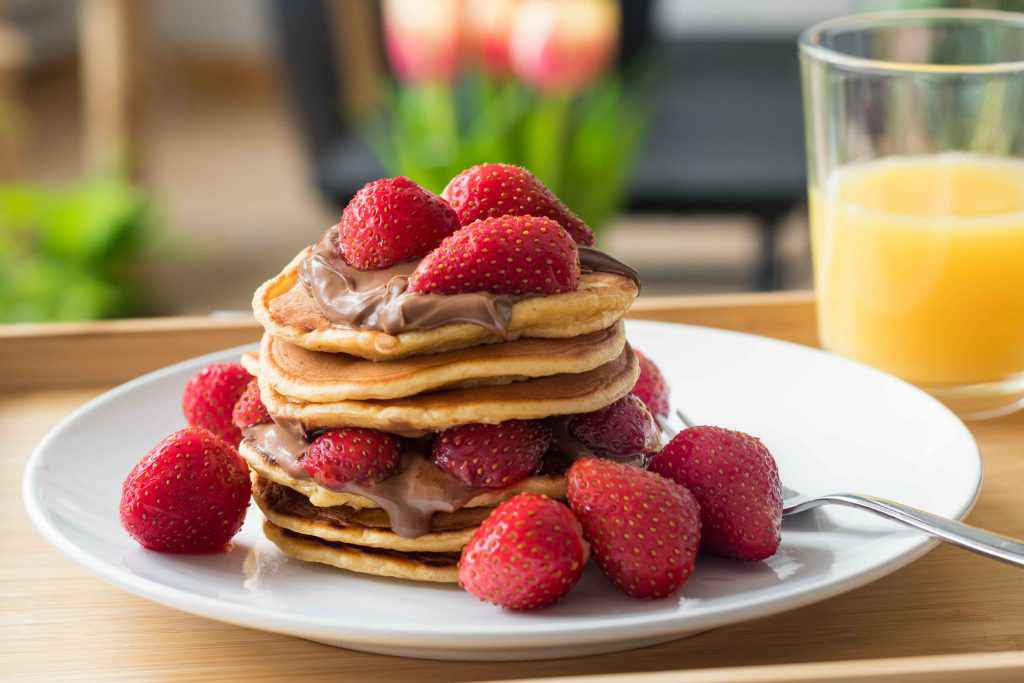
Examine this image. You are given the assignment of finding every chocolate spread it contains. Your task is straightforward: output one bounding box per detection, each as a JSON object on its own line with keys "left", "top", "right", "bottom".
{"left": 243, "top": 420, "right": 479, "bottom": 538}
{"left": 244, "top": 410, "right": 663, "bottom": 539}
{"left": 297, "top": 226, "right": 640, "bottom": 336}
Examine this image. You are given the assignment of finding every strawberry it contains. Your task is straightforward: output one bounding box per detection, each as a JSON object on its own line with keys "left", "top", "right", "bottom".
{"left": 338, "top": 176, "right": 460, "bottom": 269}
{"left": 302, "top": 427, "right": 402, "bottom": 488}
{"left": 568, "top": 395, "right": 660, "bottom": 459}
{"left": 232, "top": 379, "right": 271, "bottom": 429}
{"left": 632, "top": 350, "right": 670, "bottom": 418}
{"left": 567, "top": 458, "right": 701, "bottom": 599}
{"left": 120, "top": 427, "right": 251, "bottom": 553}
{"left": 407, "top": 215, "right": 580, "bottom": 296}
{"left": 182, "top": 362, "right": 253, "bottom": 447}
{"left": 459, "top": 492, "right": 588, "bottom": 610}
{"left": 432, "top": 420, "right": 550, "bottom": 488}
{"left": 649, "top": 426, "right": 782, "bottom": 561}
{"left": 442, "top": 163, "right": 595, "bottom": 245}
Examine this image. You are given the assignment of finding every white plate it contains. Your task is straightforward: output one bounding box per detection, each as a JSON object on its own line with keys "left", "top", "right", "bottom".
{"left": 23, "top": 320, "right": 980, "bottom": 661}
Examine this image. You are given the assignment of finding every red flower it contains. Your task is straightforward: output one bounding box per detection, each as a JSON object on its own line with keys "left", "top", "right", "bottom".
{"left": 383, "top": 0, "right": 465, "bottom": 84}
{"left": 509, "top": 0, "right": 620, "bottom": 94}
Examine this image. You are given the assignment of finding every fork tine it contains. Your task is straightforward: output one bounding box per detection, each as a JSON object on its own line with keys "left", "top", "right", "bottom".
{"left": 675, "top": 409, "right": 695, "bottom": 428}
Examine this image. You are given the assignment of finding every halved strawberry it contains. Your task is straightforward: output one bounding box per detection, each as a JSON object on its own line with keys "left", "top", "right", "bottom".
{"left": 459, "top": 492, "right": 588, "bottom": 610}
{"left": 442, "top": 163, "right": 595, "bottom": 245}
{"left": 407, "top": 215, "right": 580, "bottom": 296}
{"left": 338, "top": 176, "right": 460, "bottom": 269}
{"left": 431, "top": 420, "right": 550, "bottom": 488}
{"left": 302, "top": 427, "right": 402, "bottom": 488}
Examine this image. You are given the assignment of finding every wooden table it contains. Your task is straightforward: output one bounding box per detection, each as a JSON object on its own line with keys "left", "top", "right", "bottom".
{"left": 3, "top": 292, "right": 1024, "bottom": 682}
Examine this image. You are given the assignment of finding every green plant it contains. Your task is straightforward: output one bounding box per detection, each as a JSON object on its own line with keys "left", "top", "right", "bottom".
{"left": 0, "top": 177, "right": 151, "bottom": 322}
{"left": 368, "top": 72, "right": 648, "bottom": 234}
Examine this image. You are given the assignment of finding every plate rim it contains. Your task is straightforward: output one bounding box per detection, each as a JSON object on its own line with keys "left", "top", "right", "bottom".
{"left": 22, "top": 320, "right": 982, "bottom": 651}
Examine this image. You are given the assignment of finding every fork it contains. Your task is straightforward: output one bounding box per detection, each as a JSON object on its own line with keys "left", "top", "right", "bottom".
{"left": 663, "top": 410, "right": 1024, "bottom": 568}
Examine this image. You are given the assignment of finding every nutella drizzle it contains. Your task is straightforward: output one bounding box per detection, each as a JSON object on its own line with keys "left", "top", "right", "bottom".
{"left": 243, "top": 418, "right": 479, "bottom": 538}
{"left": 297, "top": 226, "right": 640, "bottom": 337}
{"left": 243, "top": 412, "right": 663, "bottom": 538}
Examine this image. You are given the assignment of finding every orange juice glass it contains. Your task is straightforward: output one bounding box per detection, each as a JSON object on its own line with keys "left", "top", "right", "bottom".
{"left": 800, "top": 10, "right": 1024, "bottom": 419}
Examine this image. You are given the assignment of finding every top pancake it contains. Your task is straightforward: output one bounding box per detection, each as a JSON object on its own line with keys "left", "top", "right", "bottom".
{"left": 253, "top": 248, "right": 638, "bottom": 360}
{"left": 259, "top": 321, "right": 626, "bottom": 402}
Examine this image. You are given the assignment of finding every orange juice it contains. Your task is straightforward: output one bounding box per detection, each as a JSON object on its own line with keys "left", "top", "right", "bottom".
{"left": 810, "top": 153, "right": 1024, "bottom": 386}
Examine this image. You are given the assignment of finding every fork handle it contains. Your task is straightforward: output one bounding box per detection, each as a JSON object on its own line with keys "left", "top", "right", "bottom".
{"left": 806, "top": 493, "right": 1024, "bottom": 568}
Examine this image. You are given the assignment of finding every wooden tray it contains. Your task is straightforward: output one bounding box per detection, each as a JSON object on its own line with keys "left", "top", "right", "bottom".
{"left": 4, "top": 292, "right": 1023, "bottom": 682}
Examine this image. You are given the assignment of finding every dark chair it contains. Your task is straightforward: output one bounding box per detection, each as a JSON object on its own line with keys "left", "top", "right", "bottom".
{"left": 267, "top": 0, "right": 806, "bottom": 290}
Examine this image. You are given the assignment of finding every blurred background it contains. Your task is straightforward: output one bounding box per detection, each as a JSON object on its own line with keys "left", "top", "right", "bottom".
{"left": 0, "top": 0, "right": 1001, "bottom": 322}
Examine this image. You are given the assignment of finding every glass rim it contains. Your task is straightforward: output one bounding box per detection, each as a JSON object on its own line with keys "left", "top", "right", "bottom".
{"left": 799, "top": 8, "right": 1024, "bottom": 75}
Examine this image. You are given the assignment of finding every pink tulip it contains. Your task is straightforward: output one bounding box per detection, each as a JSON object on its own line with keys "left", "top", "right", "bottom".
{"left": 382, "top": 0, "right": 464, "bottom": 83}
{"left": 508, "top": 0, "right": 620, "bottom": 93}
{"left": 464, "top": 0, "right": 521, "bottom": 76}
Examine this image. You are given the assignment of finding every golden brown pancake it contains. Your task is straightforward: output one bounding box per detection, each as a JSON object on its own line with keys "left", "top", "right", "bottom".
{"left": 241, "top": 345, "right": 638, "bottom": 433}
{"left": 252, "top": 475, "right": 479, "bottom": 553}
{"left": 258, "top": 322, "right": 626, "bottom": 402}
{"left": 262, "top": 521, "right": 460, "bottom": 583}
{"left": 239, "top": 439, "right": 567, "bottom": 510}
{"left": 253, "top": 248, "right": 638, "bottom": 360}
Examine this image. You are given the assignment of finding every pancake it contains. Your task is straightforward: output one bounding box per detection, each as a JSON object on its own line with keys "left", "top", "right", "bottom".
{"left": 263, "top": 521, "right": 460, "bottom": 583}
{"left": 240, "top": 439, "right": 566, "bottom": 510}
{"left": 242, "top": 344, "right": 639, "bottom": 433}
{"left": 253, "top": 475, "right": 479, "bottom": 553}
{"left": 253, "top": 248, "right": 637, "bottom": 360}
{"left": 258, "top": 322, "right": 625, "bottom": 402}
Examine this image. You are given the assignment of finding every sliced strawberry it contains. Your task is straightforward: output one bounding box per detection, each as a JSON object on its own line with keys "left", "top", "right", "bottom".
{"left": 302, "top": 427, "right": 402, "bottom": 488}
{"left": 442, "top": 163, "right": 595, "bottom": 245}
{"left": 459, "top": 492, "right": 588, "bottom": 610}
{"left": 338, "top": 176, "right": 460, "bottom": 269}
{"left": 120, "top": 427, "right": 251, "bottom": 553}
{"left": 182, "top": 362, "right": 253, "bottom": 447}
{"left": 407, "top": 215, "right": 580, "bottom": 296}
{"left": 567, "top": 458, "right": 701, "bottom": 599}
{"left": 649, "top": 426, "right": 782, "bottom": 561}
{"left": 232, "top": 379, "right": 271, "bottom": 429}
{"left": 431, "top": 420, "right": 550, "bottom": 488}
{"left": 632, "top": 350, "right": 670, "bottom": 418}
{"left": 568, "top": 395, "right": 660, "bottom": 459}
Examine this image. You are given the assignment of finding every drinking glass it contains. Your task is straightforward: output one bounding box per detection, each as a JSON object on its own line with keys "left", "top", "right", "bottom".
{"left": 800, "top": 9, "right": 1024, "bottom": 419}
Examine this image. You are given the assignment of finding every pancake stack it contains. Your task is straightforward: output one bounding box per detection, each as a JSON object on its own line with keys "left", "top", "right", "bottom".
{"left": 242, "top": 183, "right": 643, "bottom": 584}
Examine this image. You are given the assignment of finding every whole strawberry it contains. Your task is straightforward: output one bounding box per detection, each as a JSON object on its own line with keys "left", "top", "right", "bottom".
{"left": 182, "top": 362, "right": 253, "bottom": 446}
{"left": 120, "top": 427, "right": 251, "bottom": 553}
{"left": 232, "top": 379, "right": 271, "bottom": 429}
{"left": 568, "top": 395, "right": 660, "bottom": 459}
{"left": 632, "top": 350, "right": 670, "bottom": 418}
{"left": 432, "top": 420, "right": 550, "bottom": 488}
{"left": 459, "top": 492, "right": 588, "bottom": 610}
{"left": 338, "top": 176, "right": 460, "bottom": 269}
{"left": 303, "top": 427, "right": 402, "bottom": 488}
{"left": 567, "top": 458, "right": 701, "bottom": 599}
{"left": 649, "top": 426, "right": 782, "bottom": 561}
{"left": 408, "top": 215, "right": 580, "bottom": 296}
{"left": 443, "top": 163, "right": 595, "bottom": 245}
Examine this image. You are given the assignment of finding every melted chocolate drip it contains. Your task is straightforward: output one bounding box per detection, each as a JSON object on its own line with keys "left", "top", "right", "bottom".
{"left": 297, "top": 226, "right": 640, "bottom": 336}
{"left": 241, "top": 414, "right": 662, "bottom": 538}
{"left": 242, "top": 423, "right": 478, "bottom": 538}
{"left": 298, "top": 228, "right": 515, "bottom": 337}
{"left": 342, "top": 451, "right": 480, "bottom": 538}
